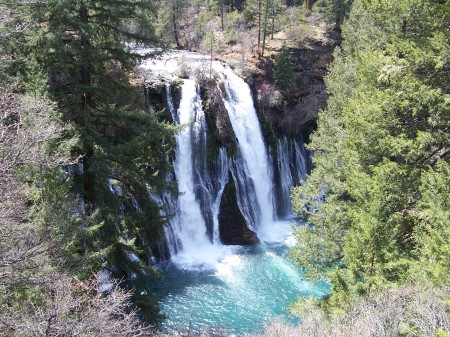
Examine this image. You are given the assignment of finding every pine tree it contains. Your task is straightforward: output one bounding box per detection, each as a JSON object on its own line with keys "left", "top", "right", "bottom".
{"left": 273, "top": 46, "right": 294, "bottom": 89}
{"left": 156, "top": 0, "right": 189, "bottom": 48}
{"left": 313, "top": 0, "right": 351, "bottom": 29}
{"left": 10, "top": 0, "right": 175, "bottom": 322}
{"left": 291, "top": 0, "right": 450, "bottom": 308}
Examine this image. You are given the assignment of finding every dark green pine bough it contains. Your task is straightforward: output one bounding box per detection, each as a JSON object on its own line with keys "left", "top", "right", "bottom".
{"left": 291, "top": 0, "right": 449, "bottom": 310}
{"left": 15, "top": 0, "right": 175, "bottom": 322}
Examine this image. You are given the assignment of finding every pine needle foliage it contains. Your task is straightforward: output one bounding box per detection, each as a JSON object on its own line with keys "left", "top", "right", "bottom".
{"left": 273, "top": 45, "right": 294, "bottom": 90}
{"left": 291, "top": 0, "right": 450, "bottom": 309}
{"left": 2, "top": 0, "right": 176, "bottom": 323}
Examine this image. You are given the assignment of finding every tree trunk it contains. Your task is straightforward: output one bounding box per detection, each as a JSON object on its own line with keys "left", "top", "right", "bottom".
{"left": 257, "top": 0, "right": 261, "bottom": 49}
{"left": 261, "top": 0, "right": 269, "bottom": 57}
{"left": 305, "top": 0, "right": 312, "bottom": 11}
{"left": 79, "top": 3, "right": 95, "bottom": 212}
{"left": 220, "top": 0, "right": 224, "bottom": 30}
{"left": 271, "top": 2, "right": 275, "bottom": 39}
{"left": 172, "top": 2, "right": 181, "bottom": 48}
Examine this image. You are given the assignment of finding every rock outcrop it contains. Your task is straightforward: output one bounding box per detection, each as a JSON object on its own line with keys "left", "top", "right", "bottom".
{"left": 246, "top": 38, "right": 337, "bottom": 137}
{"left": 218, "top": 176, "right": 259, "bottom": 246}
{"left": 200, "top": 78, "right": 237, "bottom": 152}
{"left": 144, "top": 79, "right": 182, "bottom": 124}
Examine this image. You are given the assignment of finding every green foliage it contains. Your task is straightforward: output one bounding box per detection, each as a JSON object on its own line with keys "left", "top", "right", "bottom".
{"left": 413, "top": 160, "right": 450, "bottom": 283}
{"left": 272, "top": 46, "right": 294, "bottom": 90}
{"left": 243, "top": 0, "right": 261, "bottom": 23}
{"left": 1, "top": 0, "right": 177, "bottom": 323}
{"left": 225, "top": 10, "right": 246, "bottom": 43}
{"left": 291, "top": 0, "right": 450, "bottom": 309}
{"left": 278, "top": 5, "right": 312, "bottom": 41}
{"left": 194, "top": 11, "right": 216, "bottom": 43}
{"left": 313, "top": 0, "right": 352, "bottom": 28}
{"left": 155, "top": 0, "right": 189, "bottom": 47}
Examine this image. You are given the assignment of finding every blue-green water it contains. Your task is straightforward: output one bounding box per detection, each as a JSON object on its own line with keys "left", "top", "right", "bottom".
{"left": 155, "top": 231, "right": 329, "bottom": 336}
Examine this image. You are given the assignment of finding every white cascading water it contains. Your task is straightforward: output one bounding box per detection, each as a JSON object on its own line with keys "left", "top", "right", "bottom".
{"left": 211, "top": 148, "right": 230, "bottom": 244}
{"left": 139, "top": 49, "right": 310, "bottom": 258}
{"left": 294, "top": 138, "right": 308, "bottom": 181}
{"left": 275, "top": 137, "right": 308, "bottom": 217}
{"left": 170, "top": 80, "right": 212, "bottom": 264}
{"left": 165, "top": 83, "right": 179, "bottom": 124}
{"left": 215, "top": 64, "right": 277, "bottom": 241}
{"left": 169, "top": 79, "right": 232, "bottom": 268}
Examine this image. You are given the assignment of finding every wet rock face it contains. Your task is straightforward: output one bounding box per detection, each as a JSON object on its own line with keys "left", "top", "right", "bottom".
{"left": 200, "top": 78, "right": 237, "bottom": 151}
{"left": 144, "top": 81, "right": 166, "bottom": 110}
{"left": 219, "top": 177, "right": 259, "bottom": 246}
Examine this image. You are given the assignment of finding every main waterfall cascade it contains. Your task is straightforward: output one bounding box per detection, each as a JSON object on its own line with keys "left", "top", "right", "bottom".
{"left": 139, "top": 51, "right": 327, "bottom": 335}
{"left": 158, "top": 69, "right": 310, "bottom": 263}
{"left": 215, "top": 64, "right": 275, "bottom": 238}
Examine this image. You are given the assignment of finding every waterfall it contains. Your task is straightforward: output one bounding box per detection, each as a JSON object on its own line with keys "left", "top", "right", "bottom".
{"left": 273, "top": 136, "right": 308, "bottom": 218}
{"left": 230, "top": 154, "right": 260, "bottom": 231}
{"left": 215, "top": 64, "right": 277, "bottom": 240}
{"left": 140, "top": 51, "right": 311, "bottom": 265}
{"left": 138, "top": 51, "right": 329, "bottom": 335}
{"left": 164, "top": 79, "right": 232, "bottom": 268}
{"left": 165, "top": 83, "right": 179, "bottom": 124}
{"left": 211, "top": 148, "right": 230, "bottom": 244}
{"left": 169, "top": 80, "right": 210, "bottom": 263}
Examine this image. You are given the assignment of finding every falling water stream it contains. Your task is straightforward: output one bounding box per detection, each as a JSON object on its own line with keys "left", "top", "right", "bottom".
{"left": 139, "top": 50, "right": 329, "bottom": 336}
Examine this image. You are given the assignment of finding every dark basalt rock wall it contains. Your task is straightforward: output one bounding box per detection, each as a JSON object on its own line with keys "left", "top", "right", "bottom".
{"left": 247, "top": 40, "right": 336, "bottom": 137}
{"left": 144, "top": 79, "right": 183, "bottom": 124}
{"left": 200, "top": 78, "right": 237, "bottom": 152}
{"left": 218, "top": 175, "right": 259, "bottom": 246}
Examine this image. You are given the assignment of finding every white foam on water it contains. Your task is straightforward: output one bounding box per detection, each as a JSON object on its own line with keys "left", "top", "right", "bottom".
{"left": 257, "top": 220, "right": 293, "bottom": 244}
{"left": 171, "top": 244, "right": 237, "bottom": 271}
{"left": 215, "top": 254, "right": 243, "bottom": 280}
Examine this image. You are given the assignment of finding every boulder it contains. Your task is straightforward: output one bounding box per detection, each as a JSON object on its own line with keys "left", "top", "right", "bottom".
{"left": 218, "top": 176, "right": 259, "bottom": 246}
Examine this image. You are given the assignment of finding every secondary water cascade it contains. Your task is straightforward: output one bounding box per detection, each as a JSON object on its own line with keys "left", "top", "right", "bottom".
{"left": 169, "top": 80, "right": 212, "bottom": 263}
{"left": 139, "top": 51, "right": 328, "bottom": 335}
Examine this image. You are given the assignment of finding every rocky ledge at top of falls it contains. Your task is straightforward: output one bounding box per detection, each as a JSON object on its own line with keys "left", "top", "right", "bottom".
{"left": 142, "top": 34, "right": 337, "bottom": 144}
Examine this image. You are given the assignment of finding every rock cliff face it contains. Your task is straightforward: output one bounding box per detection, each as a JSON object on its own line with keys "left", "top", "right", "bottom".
{"left": 247, "top": 39, "right": 337, "bottom": 137}
{"left": 199, "top": 78, "right": 237, "bottom": 152}
{"left": 218, "top": 175, "right": 259, "bottom": 246}
{"left": 145, "top": 80, "right": 183, "bottom": 125}
{"left": 282, "top": 44, "right": 333, "bottom": 133}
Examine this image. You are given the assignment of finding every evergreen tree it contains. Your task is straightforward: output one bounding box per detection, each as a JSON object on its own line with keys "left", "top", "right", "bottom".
{"left": 7, "top": 0, "right": 175, "bottom": 322}
{"left": 156, "top": 0, "right": 189, "bottom": 48}
{"left": 291, "top": 0, "right": 450, "bottom": 308}
{"left": 273, "top": 46, "right": 294, "bottom": 89}
{"left": 313, "top": 0, "right": 351, "bottom": 28}
{"left": 244, "top": 0, "right": 263, "bottom": 47}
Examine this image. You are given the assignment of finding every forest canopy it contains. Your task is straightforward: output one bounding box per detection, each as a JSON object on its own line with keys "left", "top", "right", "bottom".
{"left": 291, "top": 0, "right": 450, "bottom": 312}
{"left": 0, "top": 0, "right": 175, "bottom": 330}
